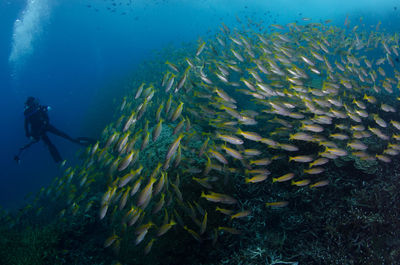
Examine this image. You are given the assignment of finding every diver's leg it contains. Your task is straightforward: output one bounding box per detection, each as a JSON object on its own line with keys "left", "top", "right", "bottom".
{"left": 46, "top": 124, "right": 95, "bottom": 146}
{"left": 42, "top": 134, "right": 62, "bottom": 163}
{"left": 46, "top": 124, "right": 77, "bottom": 143}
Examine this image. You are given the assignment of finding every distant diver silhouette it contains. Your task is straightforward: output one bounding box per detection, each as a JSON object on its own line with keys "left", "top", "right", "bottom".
{"left": 15, "top": 96, "right": 96, "bottom": 163}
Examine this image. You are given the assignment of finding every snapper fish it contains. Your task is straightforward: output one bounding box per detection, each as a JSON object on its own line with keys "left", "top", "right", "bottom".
{"left": 41, "top": 18, "right": 400, "bottom": 258}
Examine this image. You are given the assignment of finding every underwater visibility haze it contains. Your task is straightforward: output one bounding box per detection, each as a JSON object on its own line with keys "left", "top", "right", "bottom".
{"left": 1, "top": 0, "right": 400, "bottom": 264}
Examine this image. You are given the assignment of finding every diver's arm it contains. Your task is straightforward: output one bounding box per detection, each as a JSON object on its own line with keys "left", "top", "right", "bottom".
{"left": 24, "top": 118, "right": 30, "bottom": 137}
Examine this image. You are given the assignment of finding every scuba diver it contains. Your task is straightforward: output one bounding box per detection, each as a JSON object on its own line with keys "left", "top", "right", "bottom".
{"left": 14, "top": 96, "right": 95, "bottom": 163}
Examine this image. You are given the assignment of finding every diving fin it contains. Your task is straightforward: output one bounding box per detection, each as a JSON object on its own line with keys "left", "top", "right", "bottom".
{"left": 75, "top": 137, "right": 96, "bottom": 146}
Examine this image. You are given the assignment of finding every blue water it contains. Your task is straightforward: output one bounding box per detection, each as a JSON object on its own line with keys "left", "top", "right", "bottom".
{"left": 0, "top": 0, "right": 399, "bottom": 210}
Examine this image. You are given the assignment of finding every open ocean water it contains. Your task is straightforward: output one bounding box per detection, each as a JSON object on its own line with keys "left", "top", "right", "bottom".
{"left": 1, "top": 0, "right": 400, "bottom": 264}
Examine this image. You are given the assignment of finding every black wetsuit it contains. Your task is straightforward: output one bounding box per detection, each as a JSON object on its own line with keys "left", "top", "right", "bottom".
{"left": 24, "top": 104, "right": 77, "bottom": 163}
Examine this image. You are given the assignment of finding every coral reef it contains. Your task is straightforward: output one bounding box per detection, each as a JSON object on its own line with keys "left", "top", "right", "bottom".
{"left": 0, "top": 225, "right": 58, "bottom": 265}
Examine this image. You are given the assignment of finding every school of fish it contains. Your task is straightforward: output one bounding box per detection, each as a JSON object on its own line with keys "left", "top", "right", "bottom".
{"left": 30, "top": 20, "right": 400, "bottom": 257}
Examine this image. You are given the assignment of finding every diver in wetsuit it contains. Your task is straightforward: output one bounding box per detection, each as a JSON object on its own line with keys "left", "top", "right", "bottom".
{"left": 16, "top": 96, "right": 94, "bottom": 163}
